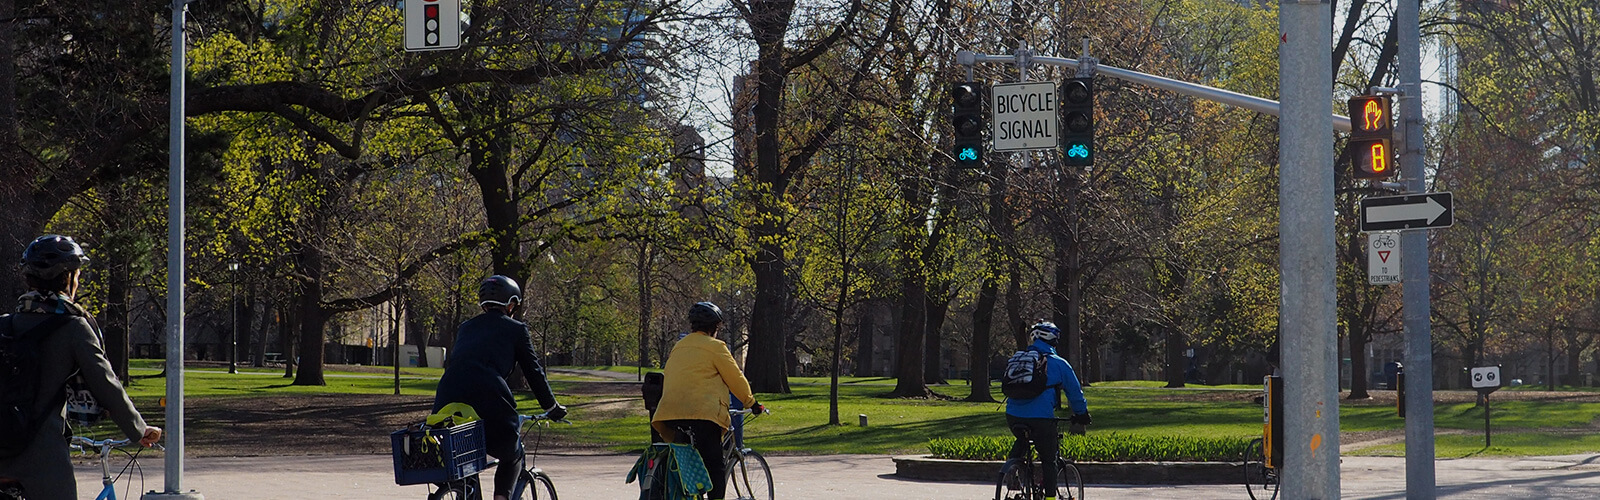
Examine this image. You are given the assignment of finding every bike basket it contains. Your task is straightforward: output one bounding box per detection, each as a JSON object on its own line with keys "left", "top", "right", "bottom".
{"left": 390, "top": 420, "right": 487, "bottom": 485}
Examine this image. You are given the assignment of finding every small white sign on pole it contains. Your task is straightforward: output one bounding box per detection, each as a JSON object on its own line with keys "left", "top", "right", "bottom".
{"left": 405, "top": 0, "right": 461, "bottom": 52}
{"left": 1470, "top": 366, "right": 1501, "bottom": 389}
{"left": 1368, "top": 231, "right": 1401, "bottom": 285}
{"left": 990, "top": 82, "right": 1058, "bottom": 152}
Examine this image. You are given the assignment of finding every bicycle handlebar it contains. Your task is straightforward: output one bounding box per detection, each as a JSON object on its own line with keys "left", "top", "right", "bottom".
{"left": 522, "top": 413, "right": 571, "bottom": 425}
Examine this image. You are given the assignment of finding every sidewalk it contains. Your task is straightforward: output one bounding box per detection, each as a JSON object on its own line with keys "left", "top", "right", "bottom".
{"left": 82, "top": 452, "right": 1600, "bottom": 499}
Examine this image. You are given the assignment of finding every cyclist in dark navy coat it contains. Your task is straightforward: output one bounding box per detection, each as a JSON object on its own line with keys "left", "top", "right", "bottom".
{"left": 433, "top": 275, "right": 566, "bottom": 500}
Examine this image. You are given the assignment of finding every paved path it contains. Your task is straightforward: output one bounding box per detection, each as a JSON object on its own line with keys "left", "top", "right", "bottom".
{"left": 76, "top": 452, "right": 1600, "bottom": 499}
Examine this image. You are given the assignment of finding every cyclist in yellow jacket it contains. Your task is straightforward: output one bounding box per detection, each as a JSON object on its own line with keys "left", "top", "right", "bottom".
{"left": 651, "top": 302, "right": 762, "bottom": 500}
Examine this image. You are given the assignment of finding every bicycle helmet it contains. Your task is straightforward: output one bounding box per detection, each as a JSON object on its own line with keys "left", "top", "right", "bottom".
{"left": 1030, "top": 321, "right": 1061, "bottom": 343}
{"left": 20, "top": 234, "right": 90, "bottom": 280}
{"left": 688, "top": 301, "right": 723, "bottom": 331}
{"left": 478, "top": 275, "right": 522, "bottom": 307}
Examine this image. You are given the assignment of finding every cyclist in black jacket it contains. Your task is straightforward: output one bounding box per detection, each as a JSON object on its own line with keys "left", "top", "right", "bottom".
{"left": 432, "top": 275, "right": 566, "bottom": 500}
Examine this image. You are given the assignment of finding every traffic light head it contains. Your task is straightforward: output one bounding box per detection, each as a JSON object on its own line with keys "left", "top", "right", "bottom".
{"left": 1059, "top": 78, "right": 1094, "bottom": 167}
{"left": 1347, "top": 95, "right": 1394, "bottom": 180}
{"left": 951, "top": 82, "right": 987, "bottom": 168}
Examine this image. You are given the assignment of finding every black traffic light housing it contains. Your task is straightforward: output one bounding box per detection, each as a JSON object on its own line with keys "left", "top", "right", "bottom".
{"left": 951, "top": 82, "right": 987, "bottom": 168}
{"left": 1060, "top": 77, "right": 1094, "bottom": 167}
{"left": 1348, "top": 95, "right": 1394, "bottom": 179}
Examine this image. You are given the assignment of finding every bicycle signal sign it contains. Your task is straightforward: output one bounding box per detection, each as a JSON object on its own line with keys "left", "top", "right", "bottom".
{"left": 1470, "top": 366, "right": 1501, "bottom": 390}
{"left": 1367, "top": 231, "right": 1400, "bottom": 285}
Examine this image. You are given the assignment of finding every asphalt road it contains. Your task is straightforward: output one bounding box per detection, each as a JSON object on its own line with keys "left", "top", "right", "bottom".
{"left": 73, "top": 452, "right": 1600, "bottom": 499}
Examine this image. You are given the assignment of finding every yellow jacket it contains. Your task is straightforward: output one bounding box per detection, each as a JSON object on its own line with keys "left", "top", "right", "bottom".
{"left": 650, "top": 332, "right": 757, "bottom": 442}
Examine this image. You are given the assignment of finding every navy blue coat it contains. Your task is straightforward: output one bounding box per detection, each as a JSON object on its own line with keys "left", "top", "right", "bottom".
{"left": 431, "top": 310, "right": 558, "bottom": 458}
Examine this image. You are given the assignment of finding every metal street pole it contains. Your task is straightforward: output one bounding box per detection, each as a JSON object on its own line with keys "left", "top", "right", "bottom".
{"left": 145, "top": 0, "right": 203, "bottom": 498}
{"left": 228, "top": 261, "right": 238, "bottom": 374}
{"left": 1279, "top": 0, "right": 1340, "bottom": 497}
{"left": 1397, "top": 0, "right": 1435, "bottom": 491}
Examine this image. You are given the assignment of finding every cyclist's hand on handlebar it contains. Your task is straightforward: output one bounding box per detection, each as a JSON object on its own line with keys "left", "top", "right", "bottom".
{"left": 750, "top": 402, "right": 766, "bottom": 414}
{"left": 140, "top": 426, "right": 163, "bottom": 447}
{"left": 544, "top": 404, "right": 568, "bottom": 422}
{"left": 1069, "top": 412, "right": 1092, "bottom": 426}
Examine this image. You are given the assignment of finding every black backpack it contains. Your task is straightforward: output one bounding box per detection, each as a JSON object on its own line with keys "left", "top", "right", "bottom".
{"left": 0, "top": 314, "right": 71, "bottom": 459}
{"left": 1000, "top": 349, "right": 1050, "bottom": 399}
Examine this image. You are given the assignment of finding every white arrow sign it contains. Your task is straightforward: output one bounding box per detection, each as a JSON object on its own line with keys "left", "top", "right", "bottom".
{"left": 1367, "top": 196, "right": 1448, "bottom": 225}
{"left": 1359, "top": 192, "right": 1454, "bottom": 232}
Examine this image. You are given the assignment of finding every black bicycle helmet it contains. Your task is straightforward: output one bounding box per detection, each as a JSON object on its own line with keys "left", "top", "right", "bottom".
{"left": 20, "top": 234, "right": 90, "bottom": 280}
{"left": 688, "top": 301, "right": 723, "bottom": 330}
{"left": 478, "top": 275, "right": 522, "bottom": 307}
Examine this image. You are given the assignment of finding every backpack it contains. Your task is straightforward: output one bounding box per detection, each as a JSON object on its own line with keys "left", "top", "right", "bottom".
{"left": 1001, "top": 349, "right": 1050, "bottom": 399}
{"left": 0, "top": 314, "right": 72, "bottom": 459}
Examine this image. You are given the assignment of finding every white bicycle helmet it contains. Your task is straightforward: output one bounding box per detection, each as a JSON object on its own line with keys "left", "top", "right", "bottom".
{"left": 1030, "top": 321, "right": 1061, "bottom": 342}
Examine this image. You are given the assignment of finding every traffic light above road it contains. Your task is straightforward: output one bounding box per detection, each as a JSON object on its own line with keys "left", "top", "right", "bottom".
{"left": 951, "top": 82, "right": 987, "bottom": 168}
{"left": 1347, "top": 95, "right": 1394, "bottom": 179}
{"left": 1059, "top": 78, "right": 1094, "bottom": 167}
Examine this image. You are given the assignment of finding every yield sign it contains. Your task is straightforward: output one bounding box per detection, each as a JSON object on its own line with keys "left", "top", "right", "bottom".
{"left": 1359, "top": 192, "right": 1454, "bottom": 232}
{"left": 1368, "top": 232, "right": 1400, "bottom": 285}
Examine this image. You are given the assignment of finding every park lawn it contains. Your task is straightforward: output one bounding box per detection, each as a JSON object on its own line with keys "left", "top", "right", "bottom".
{"left": 107, "top": 361, "right": 1600, "bottom": 457}
{"left": 1350, "top": 432, "right": 1600, "bottom": 458}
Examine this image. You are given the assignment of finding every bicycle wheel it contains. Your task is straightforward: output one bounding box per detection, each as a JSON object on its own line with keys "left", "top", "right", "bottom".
{"left": 994, "top": 459, "right": 1031, "bottom": 500}
{"left": 511, "top": 470, "right": 558, "bottom": 500}
{"left": 1056, "top": 460, "right": 1084, "bottom": 500}
{"left": 1244, "top": 438, "right": 1278, "bottom": 500}
{"left": 728, "top": 449, "right": 774, "bottom": 500}
{"left": 428, "top": 477, "right": 482, "bottom": 500}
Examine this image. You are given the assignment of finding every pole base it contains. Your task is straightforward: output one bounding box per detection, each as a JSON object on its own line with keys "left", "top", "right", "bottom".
{"left": 141, "top": 491, "right": 205, "bottom": 500}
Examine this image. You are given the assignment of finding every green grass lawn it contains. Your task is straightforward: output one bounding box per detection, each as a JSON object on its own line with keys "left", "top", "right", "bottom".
{"left": 112, "top": 360, "right": 1600, "bottom": 458}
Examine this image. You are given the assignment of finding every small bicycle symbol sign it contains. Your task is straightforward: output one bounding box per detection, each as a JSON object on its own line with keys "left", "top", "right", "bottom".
{"left": 1372, "top": 233, "right": 1398, "bottom": 249}
{"left": 958, "top": 148, "right": 978, "bottom": 161}
{"left": 1066, "top": 144, "right": 1090, "bottom": 158}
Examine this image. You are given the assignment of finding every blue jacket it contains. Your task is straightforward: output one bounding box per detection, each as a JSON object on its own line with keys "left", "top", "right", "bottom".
{"left": 1005, "top": 340, "right": 1089, "bottom": 418}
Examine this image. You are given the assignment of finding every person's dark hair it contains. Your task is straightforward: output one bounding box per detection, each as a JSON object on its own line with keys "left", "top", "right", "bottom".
{"left": 688, "top": 302, "right": 723, "bottom": 333}
{"left": 20, "top": 234, "right": 88, "bottom": 292}
{"left": 478, "top": 275, "right": 521, "bottom": 310}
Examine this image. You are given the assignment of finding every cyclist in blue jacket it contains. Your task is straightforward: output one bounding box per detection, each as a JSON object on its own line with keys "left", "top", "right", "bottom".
{"left": 1004, "top": 321, "right": 1090, "bottom": 500}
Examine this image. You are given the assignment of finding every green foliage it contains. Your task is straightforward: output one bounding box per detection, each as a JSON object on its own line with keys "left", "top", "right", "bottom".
{"left": 928, "top": 433, "right": 1253, "bottom": 462}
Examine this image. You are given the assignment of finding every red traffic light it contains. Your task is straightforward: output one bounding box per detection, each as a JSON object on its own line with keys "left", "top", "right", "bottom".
{"left": 1347, "top": 95, "right": 1394, "bottom": 179}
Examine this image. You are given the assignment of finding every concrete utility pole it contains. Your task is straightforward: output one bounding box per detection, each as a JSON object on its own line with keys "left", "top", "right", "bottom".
{"left": 146, "top": 1, "right": 204, "bottom": 499}
{"left": 1277, "top": 0, "right": 1340, "bottom": 496}
{"left": 1397, "top": 0, "right": 1435, "bottom": 493}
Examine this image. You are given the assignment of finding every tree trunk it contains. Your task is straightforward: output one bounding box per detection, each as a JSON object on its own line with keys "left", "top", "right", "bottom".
{"left": 747, "top": 248, "right": 791, "bottom": 393}
{"left": 280, "top": 303, "right": 296, "bottom": 378}
{"left": 923, "top": 293, "right": 951, "bottom": 384}
{"left": 636, "top": 242, "right": 653, "bottom": 376}
{"left": 1348, "top": 324, "right": 1372, "bottom": 399}
{"left": 103, "top": 253, "right": 131, "bottom": 382}
{"left": 1164, "top": 326, "right": 1187, "bottom": 388}
{"left": 890, "top": 253, "right": 929, "bottom": 397}
{"left": 967, "top": 276, "right": 1000, "bottom": 402}
{"left": 408, "top": 288, "right": 429, "bottom": 368}
{"left": 292, "top": 238, "right": 327, "bottom": 386}
{"left": 854, "top": 310, "right": 875, "bottom": 377}
{"left": 830, "top": 305, "right": 844, "bottom": 426}
{"left": 1005, "top": 262, "right": 1027, "bottom": 350}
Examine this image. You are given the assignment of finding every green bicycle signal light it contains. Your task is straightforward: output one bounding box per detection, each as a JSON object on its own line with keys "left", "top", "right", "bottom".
{"left": 950, "top": 82, "right": 987, "bottom": 168}
{"left": 1059, "top": 78, "right": 1094, "bottom": 167}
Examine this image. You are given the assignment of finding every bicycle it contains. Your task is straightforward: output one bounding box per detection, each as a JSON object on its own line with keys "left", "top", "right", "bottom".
{"left": 643, "top": 408, "right": 773, "bottom": 500}
{"left": 994, "top": 417, "right": 1084, "bottom": 500}
{"left": 428, "top": 412, "right": 565, "bottom": 500}
{"left": 1242, "top": 437, "right": 1278, "bottom": 500}
{"left": 0, "top": 436, "right": 154, "bottom": 500}
{"left": 724, "top": 408, "right": 773, "bottom": 500}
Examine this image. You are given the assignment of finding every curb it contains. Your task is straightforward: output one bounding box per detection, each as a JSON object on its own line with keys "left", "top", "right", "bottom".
{"left": 891, "top": 455, "right": 1250, "bottom": 485}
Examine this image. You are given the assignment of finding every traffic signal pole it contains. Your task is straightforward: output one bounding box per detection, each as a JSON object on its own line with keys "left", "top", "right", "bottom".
{"left": 1396, "top": 0, "right": 1435, "bottom": 492}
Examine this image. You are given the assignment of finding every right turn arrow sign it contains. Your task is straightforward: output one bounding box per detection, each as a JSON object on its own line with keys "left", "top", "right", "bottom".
{"left": 1360, "top": 192, "right": 1454, "bottom": 232}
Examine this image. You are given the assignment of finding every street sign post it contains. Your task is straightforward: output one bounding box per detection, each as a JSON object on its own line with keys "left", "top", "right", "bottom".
{"left": 1359, "top": 192, "right": 1453, "bottom": 232}
{"left": 1471, "top": 366, "right": 1502, "bottom": 447}
{"left": 404, "top": 0, "right": 461, "bottom": 52}
{"left": 990, "top": 82, "right": 1058, "bottom": 152}
{"left": 1368, "top": 232, "right": 1401, "bottom": 285}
